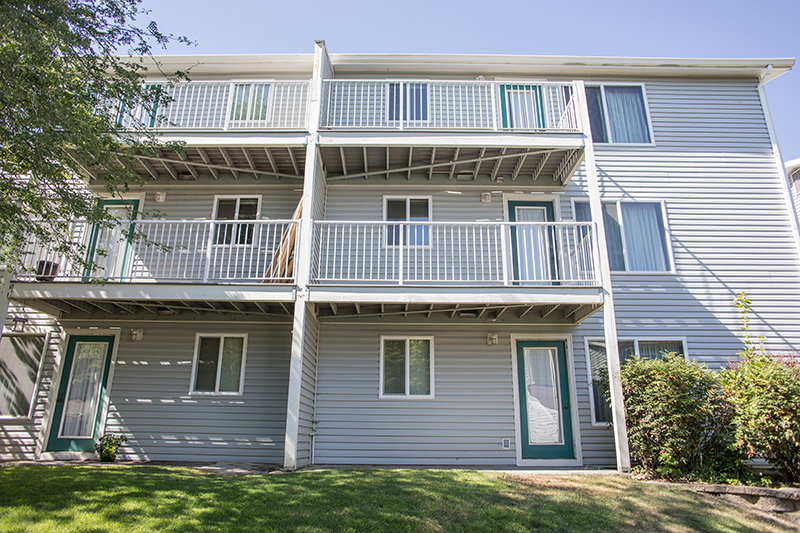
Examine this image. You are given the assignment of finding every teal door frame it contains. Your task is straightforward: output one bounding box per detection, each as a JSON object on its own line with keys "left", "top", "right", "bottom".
{"left": 508, "top": 200, "right": 559, "bottom": 284}
{"left": 515, "top": 340, "right": 575, "bottom": 460}
{"left": 46, "top": 335, "right": 116, "bottom": 452}
{"left": 83, "top": 199, "right": 140, "bottom": 280}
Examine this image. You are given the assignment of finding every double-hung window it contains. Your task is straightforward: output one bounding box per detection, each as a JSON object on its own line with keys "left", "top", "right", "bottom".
{"left": 384, "top": 197, "right": 431, "bottom": 246}
{"left": 213, "top": 196, "right": 260, "bottom": 245}
{"left": 575, "top": 201, "right": 672, "bottom": 272}
{"left": 0, "top": 334, "right": 47, "bottom": 418}
{"left": 584, "top": 85, "right": 652, "bottom": 144}
{"left": 586, "top": 338, "right": 685, "bottom": 424}
{"left": 388, "top": 83, "right": 428, "bottom": 123}
{"left": 380, "top": 337, "right": 434, "bottom": 398}
{"left": 190, "top": 334, "right": 247, "bottom": 395}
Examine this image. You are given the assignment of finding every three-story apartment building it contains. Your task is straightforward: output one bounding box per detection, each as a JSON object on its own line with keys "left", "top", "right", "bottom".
{"left": 2, "top": 41, "right": 799, "bottom": 471}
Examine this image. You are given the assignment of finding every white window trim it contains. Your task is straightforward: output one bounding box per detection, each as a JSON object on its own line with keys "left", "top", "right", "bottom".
{"left": 571, "top": 198, "right": 675, "bottom": 275}
{"left": 189, "top": 333, "right": 248, "bottom": 396}
{"left": 211, "top": 195, "right": 262, "bottom": 247}
{"left": 585, "top": 82, "right": 656, "bottom": 147}
{"left": 382, "top": 196, "right": 433, "bottom": 249}
{"left": 584, "top": 336, "right": 688, "bottom": 427}
{"left": 0, "top": 332, "right": 50, "bottom": 421}
{"left": 379, "top": 336, "right": 435, "bottom": 399}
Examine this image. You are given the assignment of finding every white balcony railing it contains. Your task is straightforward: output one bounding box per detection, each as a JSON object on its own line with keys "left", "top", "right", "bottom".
{"left": 118, "top": 81, "right": 310, "bottom": 131}
{"left": 320, "top": 80, "right": 579, "bottom": 131}
{"left": 17, "top": 220, "right": 299, "bottom": 283}
{"left": 311, "top": 221, "right": 598, "bottom": 286}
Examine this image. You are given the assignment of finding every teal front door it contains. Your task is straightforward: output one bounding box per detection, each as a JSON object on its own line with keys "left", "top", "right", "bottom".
{"left": 47, "top": 336, "right": 115, "bottom": 452}
{"left": 516, "top": 340, "right": 574, "bottom": 459}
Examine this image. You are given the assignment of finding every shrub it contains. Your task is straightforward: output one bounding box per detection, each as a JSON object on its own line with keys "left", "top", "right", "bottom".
{"left": 95, "top": 433, "right": 127, "bottom": 462}
{"left": 721, "top": 351, "right": 800, "bottom": 484}
{"left": 619, "top": 353, "right": 745, "bottom": 481}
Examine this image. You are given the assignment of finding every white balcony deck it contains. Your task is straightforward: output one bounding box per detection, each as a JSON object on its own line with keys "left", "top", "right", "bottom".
{"left": 320, "top": 80, "right": 579, "bottom": 132}
{"left": 119, "top": 81, "right": 310, "bottom": 131}
{"left": 311, "top": 221, "right": 599, "bottom": 287}
{"left": 16, "top": 220, "right": 298, "bottom": 284}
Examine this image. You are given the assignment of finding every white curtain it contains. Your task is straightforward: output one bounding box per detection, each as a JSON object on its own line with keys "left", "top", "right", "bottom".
{"left": 638, "top": 341, "right": 683, "bottom": 360}
{"left": 621, "top": 203, "right": 669, "bottom": 271}
{"left": 516, "top": 207, "right": 549, "bottom": 282}
{"left": 524, "top": 348, "right": 562, "bottom": 445}
{"left": 506, "top": 87, "right": 541, "bottom": 129}
{"left": 605, "top": 87, "right": 651, "bottom": 143}
{"left": 60, "top": 342, "right": 107, "bottom": 438}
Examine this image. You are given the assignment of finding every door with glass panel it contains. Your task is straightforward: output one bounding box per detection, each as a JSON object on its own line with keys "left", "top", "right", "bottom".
{"left": 84, "top": 199, "right": 139, "bottom": 280}
{"left": 508, "top": 201, "right": 556, "bottom": 284}
{"left": 516, "top": 340, "right": 574, "bottom": 459}
{"left": 47, "top": 336, "right": 115, "bottom": 452}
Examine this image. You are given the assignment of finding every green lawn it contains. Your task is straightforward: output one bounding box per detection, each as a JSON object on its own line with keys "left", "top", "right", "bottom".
{"left": 0, "top": 465, "right": 790, "bottom": 532}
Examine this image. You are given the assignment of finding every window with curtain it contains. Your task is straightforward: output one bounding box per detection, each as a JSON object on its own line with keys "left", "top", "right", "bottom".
{"left": 575, "top": 201, "right": 671, "bottom": 272}
{"left": 381, "top": 337, "right": 433, "bottom": 398}
{"left": 191, "top": 335, "right": 247, "bottom": 394}
{"left": 588, "top": 339, "right": 684, "bottom": 423}
{"left": 388, "top": 83, "right": 428, "bottom": 122}
{"left": 0, "top": 334, "right": 46, "bottom": 418}
{"left": 584, "top": 85, "right": 652, "bottom": 144}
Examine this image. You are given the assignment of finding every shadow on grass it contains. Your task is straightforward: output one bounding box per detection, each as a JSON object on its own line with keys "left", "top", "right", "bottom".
{"left": 0, "top": 466, "right": 788, "bottom": 533}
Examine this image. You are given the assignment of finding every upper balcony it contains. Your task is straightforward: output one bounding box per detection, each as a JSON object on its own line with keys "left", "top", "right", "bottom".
{"left": 316, "top": 80, "right": 586, "bottom": 186}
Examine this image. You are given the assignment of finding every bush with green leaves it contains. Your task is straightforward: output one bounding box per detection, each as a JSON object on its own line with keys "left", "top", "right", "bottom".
{"left": 95, "top": 433, "right": 127, "bottom": 462}
{"left": 619, "top": 353, "right": 745, "bottom": 481}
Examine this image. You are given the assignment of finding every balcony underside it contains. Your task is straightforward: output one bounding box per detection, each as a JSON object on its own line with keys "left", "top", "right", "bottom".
{"left": 314, "top": 301, "right": 602, "bottom": 325}
{"left": 82, "top": 144, "right": 308, "bottom": 183}
{"left": 10, "top": 282, "right": 296, "bottom": 321}
{"left": 309, "top": 285, "right": 603, "bottom": 324}
{"left": 318, "top": 144, "right": 584, "bottom": 186}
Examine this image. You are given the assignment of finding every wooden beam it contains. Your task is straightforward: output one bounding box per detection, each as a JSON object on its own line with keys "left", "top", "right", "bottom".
{"left": 67, "top": 151, "right": 100, "bottom": 181}
{"left": 407, "top": 147, "right": 413, "bottom": 180}
{"left": 219, "top": 147, "right": 240, "bottom": 180}
{"left": 354, "top": 302, "right": 361, "bottom": 314}
{"left": 426, "top": 303, "right": 434, "bottom": 318}
{"left": 540, "top": 304, "right": 560, "bottom": 318}
{"left": 279, "top": 302, "right": 291, "bottom": 315}
{"left": 518, "top": 305, "right": 535, "bottom": 318}
{"left": 477, "top": 306, "right": 490, "bottom": 319}
{"left": 242, "top": 147, "right": 258, "bottom": 174}
{"left": 427, "top": 147, "right": 436, "bottom": 180}
{"left": 448, "top": 148, "right": 461, "bottom": 180}
{"left": 196, "top": 147, "right": 219, "bottom": 180}
{"left": 288, "top": 147, "right": 300, "bottom": 175}
{"left": 339, "top": 147, "right": 348, "bottom": 176}
{"left": 156, "top": 151, "right": 179, "bottom": 180}
{"left": 178, "top": 152, "right": 201, "bottom": 180}
{"left": 491, "top": 148, "right": 507, "bottom": 181}
{"left": 134, "top": 153, "right": 298, "bottom": 180}
{"left": 495, "top": 306, "right": 509, "bottom": 319}
{"left": 139, "top": 158, "right": 161, "bottom": 181}
{"left": 511, "top": 152, "right": 529, "bottom": 181}
{"left": 363, "top": 147, "right": 369, "bottom": 180}
{"left": 385, "top": 147, "right": 390, "bottom": 180}
{"left": 264, "top": 147, "right": 278, "bottom": 175}
{"left": 253, "top": 302, "right": 270, "bottom": 315}
{"left": 473, "top": 148, "right": 486, "bottom": 180}
{"left": 532, "top": 151, "right": 551, "bottom": 181}
{"left": 450, "top": 303, "right": 460, "bottom": 318}
{"left": 330, "top": 302, "right": 338, "bottom": 315}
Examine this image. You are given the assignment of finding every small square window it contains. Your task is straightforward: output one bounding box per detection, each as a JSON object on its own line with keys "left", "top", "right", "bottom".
{"left": 191, "top": 334, "right": 247, "bottom": 395}
{"left": 214, "top": 197, "right": 260, "bottom": 245}
{"left": 380, "top": 337, "right": 434, "bottom": 398}
{"left": 384, "top": 197, "right": 431, "bottom": 246}
{"left": 584, "top": 85, "right": 652, "bottom": 144}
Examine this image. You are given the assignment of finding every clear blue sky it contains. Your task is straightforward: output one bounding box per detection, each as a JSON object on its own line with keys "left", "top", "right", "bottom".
{"left": 138, "top": 0, "right": 800, "bottom": 162}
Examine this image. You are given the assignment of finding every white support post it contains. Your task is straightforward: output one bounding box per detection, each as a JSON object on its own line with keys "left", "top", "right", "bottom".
{"left": 284, "top": 40, "right": 330, "bottom": 471}
{"left": 573, "top": 80, "right": 630, "bottom": 472}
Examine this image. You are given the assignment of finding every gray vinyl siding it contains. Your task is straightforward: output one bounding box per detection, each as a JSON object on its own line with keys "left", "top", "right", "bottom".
{"left": 296, "top": 304, "right": 319, "bottom": 468}
{"left": 313, "top": 323, "right": 615, "bottom": 466}
{"left": 138, "top": 186, "right": 302, "bottom": 220}
{"left": 94, "top": 322, "right": 292, "bottom": 463}
{"left": 0, "top": 305, "right": 60, "bottom": 460}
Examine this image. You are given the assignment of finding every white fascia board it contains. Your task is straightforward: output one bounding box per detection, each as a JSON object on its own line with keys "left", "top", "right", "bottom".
{"left": 11, "top": 283, "right": 297, "bottom": 302}
{"left": 308, "top": 286, "right": 603, "bottom": 305}
{"left": 316, "top": 132, "right": 584, "bottom": 149}
{"left": 328, "top": 54, "right": 794, "bottom": 82}
{"left": 125, "top": 54, "right": 315, "bottom": 78}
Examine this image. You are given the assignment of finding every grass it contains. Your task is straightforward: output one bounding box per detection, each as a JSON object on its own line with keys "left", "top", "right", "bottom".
{"left": 0, "top": 465, "right": 792, "bottom": 533}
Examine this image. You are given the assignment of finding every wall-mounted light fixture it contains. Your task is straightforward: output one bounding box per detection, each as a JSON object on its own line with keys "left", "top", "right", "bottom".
{"left": 481, "top": 192, "right": 492, "bottom": 203}
{"left": 130, "top": 328, "right": 144, "bottom": 341}
{"left": 12, "top": 316, "right": 28, "bottom": 332}
{"left": 486, "top": 333, "right": 499, "bottom": 346}
{"left": 154, "top": 192, "right": 166, "bottom": 203}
